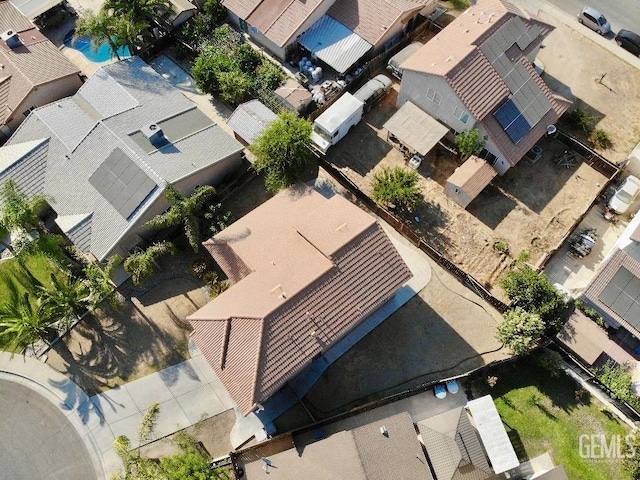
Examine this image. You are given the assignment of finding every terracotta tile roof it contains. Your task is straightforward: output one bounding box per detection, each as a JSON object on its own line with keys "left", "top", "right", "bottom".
{"left": 0, "top": 75, "right": 10, "bottom": 124}
{"left": 246, "top": 0, "right": 325, "bottom": 47}
{"left": 189, "top": 187, "right": 412, "bottom": 414}
{"left": 327, "top": 0, "right": 427, "bottom": 46}
{"left": 222, "top": 0, "right": 261, "bottom": 20}
{"left": 445, "top": 155, "right": 497, "bottom": 206}
{"left": 0, "top": 0, "right": 33, "bottom": 32}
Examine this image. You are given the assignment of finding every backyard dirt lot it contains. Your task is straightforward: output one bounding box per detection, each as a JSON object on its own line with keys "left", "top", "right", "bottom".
{"left": 328, "top": 88, "right": 608, "bottom": 299}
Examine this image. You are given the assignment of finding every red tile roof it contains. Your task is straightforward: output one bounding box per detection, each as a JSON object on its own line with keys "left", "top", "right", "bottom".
{"left": 246, "top": 0, "right": 325, "bottom": 47}
{"left": 327, "top": 0, "right": 428, "bottom": 46}
{"left": 189, "top": 187, "right": 412, "bottom": 414}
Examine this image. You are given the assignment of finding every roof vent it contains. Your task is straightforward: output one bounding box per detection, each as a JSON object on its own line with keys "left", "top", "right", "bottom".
{"left": 141, "top": 123, "right": 166, "bottom": 147}
{"left": 1, "top": 30, "right": 22, "bottom": 49}
{"left": 380, "top": 425, "right": 389, "bottom": 437}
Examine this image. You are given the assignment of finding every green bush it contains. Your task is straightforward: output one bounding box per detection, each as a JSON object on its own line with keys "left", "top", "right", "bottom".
{"left": 575, "top": 300, "right": 607, "bottom": 328}
{"left": 257, "top": 60, "right": 286, "bottom": 90}
{"left": 597, "top": 361, "right": 640, "bottom": 410}
{"left": 217, "top": 69, "right": 253, "bottom": 105}
{"left": 565, "top": 103, "right": 597, "bottom": 132}
{"left": 454, "top": 129, "right": 484, "bottom": 158}
{"left": 537, "top": 350, "right": 563, "bottom": 378}
{"left": 493, "top": 241, "right": 509, "bottom": 254}
{"left": 234, "top": 43, "right": 262, "bottom": 73}
{"left": 496, "top": 307, "right": 545, "bottom": 355}
{"left": 589, "top": 128, "right": 612, "bottom": 149}
{"left": 372, "top": 166, "right": 422, "bottom": 213}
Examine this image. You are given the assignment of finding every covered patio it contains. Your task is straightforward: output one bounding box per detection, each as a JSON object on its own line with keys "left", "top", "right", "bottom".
{"left": 383, "top": 101, "right": 449, "bottom": 158}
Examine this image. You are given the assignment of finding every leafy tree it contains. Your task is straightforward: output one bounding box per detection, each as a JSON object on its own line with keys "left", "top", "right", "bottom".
{"left": 111, "top": 14, "right": 147, "bottom": 55}
{"left": 251, "top": 111, "right": 313, "bottom": 192}
{"left": 75, "top": 9, "right": 125, "bottom": 60}
{"left": 124, "top": 241, "right": 176, "bottom": 285}
{"left": 146, "top": 185, "right": 218, "bottom": 252}
{"left": 257, "top": 60, "right": 286, "bottom": 90}
{"left": 218, "top": 69, "right": 253, "bottom": 105}
{"left": 0, "top": 180, "right": 50, "bottom": 234}
{"left": 500, "top": 264, "right": 565, "bottom": 331}
{"left": 102, "top": 0, "right": 170, "bottom": 25}
{"left": 455, "top": 128, "right": 484, "bottom": 158}
{"left": 234, "top": 43, "right": 262, "bottom": 73}
{"left": 84, "top": 255, "right": 122, "bottom": 311}
{"left": 201, "top": 0, "right": 227, "bottom": 25}
{"left": 192, "top": 48, "right": 235, "bottom": 95}
{"left": 38, "top": 273, "right": 89, "bottom": 330}
{"left": 0, "top": 292, "right": 56, "bottom": 352}
{"left": 496, "top": 307, "right": 545, "bottom": 355}
{"left": 372, "top": 166, "right": 422, "bottom": 212}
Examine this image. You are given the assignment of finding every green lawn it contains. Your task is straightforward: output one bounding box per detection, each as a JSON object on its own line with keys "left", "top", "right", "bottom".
{"left": 478, "top": 356, "right": 631, "bottom": 479}
{"left": 0, "top": 254, "right": 65, "bottom": 348}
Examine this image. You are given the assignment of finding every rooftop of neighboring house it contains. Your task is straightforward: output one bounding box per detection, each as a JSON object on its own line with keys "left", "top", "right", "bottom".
{"left": 327, "top": 0, "right": 429, "bottom": 46}
{"left": 0, "top": 57, "right": 243, "bottom": 260}
{"left": 224, "top": 0, "right": 325, "bottom": 48}
{"left": 0, "top": 0, "right": 80, "bottom": 127}
{"left": 187, "top": 186, "right": 412, "bottom": 414}
{"left": 400, "top": 0, "right": 570, "bottom": 166}
{"left": 237, "top": 412, "right": 434, "bottom": 480}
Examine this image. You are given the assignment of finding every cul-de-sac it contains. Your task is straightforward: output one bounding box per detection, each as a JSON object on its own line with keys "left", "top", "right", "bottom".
{"left": 2, "top": 0, "right": 640, "bottom": 478}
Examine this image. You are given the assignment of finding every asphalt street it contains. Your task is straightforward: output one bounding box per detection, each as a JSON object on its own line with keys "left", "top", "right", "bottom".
{"left": 0, "top": 379, "right": 96, "bottom": 480}
{"left": 545, "top": 0, "right": 640, "bottom": 36}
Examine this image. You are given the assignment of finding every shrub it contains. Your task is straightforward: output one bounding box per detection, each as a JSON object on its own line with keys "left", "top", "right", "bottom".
{"left": 257, "top": 60, "right": 286, "bottom": 90}
{"left": 234, "top": 43, "right": 262, "bottom": 73}
{"left": 517, "top": 250, "right": 531, "bottom": 263}
{"left": 565, "top": 103, "right": 597, "bottom": 132}
{"left": 597, "top": 361, "right": 640, "bottom": 410}
{"left": 218, "top": 69, "right": 253, "bottom": 105}
{"left": 496, "top": 307, "right": 545, "bottom": 355}
{"left": 589, "top": 128, "right": 612, "bottom": 149}
{"left": 455, "top": 129, "right": 484, "bottom": 158}
{"left": 575, "top": 299, "right": 607, "bottom": 328}
{"left": 537, "top": 350, "right": 563, "bottom": 378}
{"left": 493, "top": 240, "right": 509, "bottom": 254}
{"left": 192, "top": 49, "right": 234, "bottom": 95}
{"left": 372, "top": 166, "right": 422, "bottom": 212}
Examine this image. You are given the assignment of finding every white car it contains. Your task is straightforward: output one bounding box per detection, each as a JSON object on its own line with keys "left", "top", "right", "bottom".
{"left": 608, "top": 175, "right": 640, "bottom": 214}
{"left": 577, "top": 7, "right": 611, "bottom": 35}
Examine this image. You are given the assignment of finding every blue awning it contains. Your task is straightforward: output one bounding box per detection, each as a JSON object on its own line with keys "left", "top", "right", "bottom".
{"left": 299, "top": 15, "right": 372, "bottom": 74}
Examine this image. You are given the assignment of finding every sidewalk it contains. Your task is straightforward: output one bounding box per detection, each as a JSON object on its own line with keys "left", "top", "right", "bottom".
{"left": 0, "top": 341, "right": 264, "bottom": 478}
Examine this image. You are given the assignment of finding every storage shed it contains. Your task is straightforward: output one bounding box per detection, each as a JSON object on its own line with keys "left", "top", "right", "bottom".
{"left": 275, "top": 78, "right": 313, "bottom": 113}
{"left": 445, "top": 156, "right": 497, "bottom": 208}
{"left": 226, "top": 100, "right": 277, "bottom": 146}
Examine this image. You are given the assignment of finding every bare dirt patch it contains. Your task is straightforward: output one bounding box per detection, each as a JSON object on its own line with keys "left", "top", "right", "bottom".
{"left": 328, "top": 87, "right": 607, "bottom": 300}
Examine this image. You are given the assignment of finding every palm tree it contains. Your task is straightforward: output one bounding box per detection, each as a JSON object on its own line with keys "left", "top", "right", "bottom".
{"left": 124, "top": 241, "right": 175, "bottom": 286}
{"left": 38, "top": 273, "right": 89, "bottom": 331}
{"left": 75, "top": 9, "right": 127, "bottom": 61}
{"left": 103, "top": 0, "right": 171, "bottom": 25}
{"left": 84, "top": 255, "right": 122, "bottom": 311}
{"left": 0, "top": 292, "right": 56, "bottom": 352}
{"left": 0, "top": 180, "right": 50, "bottom": 234}
{"left": 145, "top": 185, "right": 218, "bottom": 252}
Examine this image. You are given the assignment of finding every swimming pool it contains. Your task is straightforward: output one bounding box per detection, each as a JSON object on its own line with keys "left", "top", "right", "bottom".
{"left": 63, "top": 30, "right": 131, "bottom": 63}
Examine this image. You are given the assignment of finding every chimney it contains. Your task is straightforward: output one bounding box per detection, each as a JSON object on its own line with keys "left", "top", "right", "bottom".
{"left": 1, "top": 30, "right": 22, "bottom": 49}
{"left": 141, "top": 123, "right": 166, "bottom": 147}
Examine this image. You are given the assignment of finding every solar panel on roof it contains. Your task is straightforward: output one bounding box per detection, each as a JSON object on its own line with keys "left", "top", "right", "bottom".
{"left": 89, "top": 148, "right": 157, "bottom": 219}
{"left": 494, "top": 99, "right": 532, "bottom": 144}
{"left": 599, "top": 267, "right": 640, "bottom": 329}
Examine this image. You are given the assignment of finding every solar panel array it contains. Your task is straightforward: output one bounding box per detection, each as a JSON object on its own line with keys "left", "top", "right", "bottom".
{"left": 599, "top": 267, "right": 640, "bottom": 329}
{"left": 481, "top": 17, "right": 551, "bottom": 145}
{"left": 89, "top": 148, "right": 157, "bottom": 219}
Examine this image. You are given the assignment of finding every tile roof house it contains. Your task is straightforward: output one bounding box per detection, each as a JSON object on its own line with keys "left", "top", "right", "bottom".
{"left": 398, "top": 0, "right": 571, "bottom": 176}
{"left": 187, "top": 186, "right": 412, "bottom": 415}
{"left": 236, "top": 412, "right": 434, "bottom": 479}
{"left": 223, "top": 0, "right": 434, "bottom": 64}
{"left": 0, "top": 57, "right": 243, "bottom": 261}
{"left": 0, "top": 0, "right": 82, "bottom": 138}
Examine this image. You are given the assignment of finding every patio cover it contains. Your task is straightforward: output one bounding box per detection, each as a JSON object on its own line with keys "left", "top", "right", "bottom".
{"left": 299, "top": 15, "right": 372, "bottom": 74}
{"left": 466, "top": 395, "right": 519, "bottom": 474}
{"left": 383, "top": 101, "right": 449, "bottom": 156}
{"left": 10, "top": 0, "right": 63, "bottom": 19}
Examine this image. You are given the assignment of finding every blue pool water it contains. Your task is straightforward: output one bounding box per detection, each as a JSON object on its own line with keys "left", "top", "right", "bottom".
{"left": 63, "top": 31, "right": 131, "bottom": 63}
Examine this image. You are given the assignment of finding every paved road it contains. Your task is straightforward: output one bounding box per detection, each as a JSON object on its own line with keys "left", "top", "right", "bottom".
{"left": 0, "top": 379, "right": 96, "bottom": 480}
{"left": 546, "top": 0, "right": 640, "bottom": 35}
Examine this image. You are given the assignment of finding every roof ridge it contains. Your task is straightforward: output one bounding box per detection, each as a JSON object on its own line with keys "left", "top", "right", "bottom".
{"left": 281, "top": 1, "right": 327, "bottom": 46}
{"left": 249, "top": 317, "right": 268, "bottom": 412}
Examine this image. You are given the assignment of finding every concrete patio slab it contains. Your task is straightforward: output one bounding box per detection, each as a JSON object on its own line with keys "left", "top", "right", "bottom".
{"left": 125, "top": 373, "right": 175, "bottom": 412}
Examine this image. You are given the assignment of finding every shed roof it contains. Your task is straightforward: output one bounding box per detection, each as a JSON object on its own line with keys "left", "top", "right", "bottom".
{"left": 226, "top": 99, "right": 277, "bottom": 145}
{"left": 299, "top": 15, "right": 372, "bottom": 74}
{"left": 383, "top": 101, "right": 448, "bottom": 156}
{"left": 274, "top": 78, "right": 313, "bottom": 111}
{"left": 446, "top": 155, "right": 497, "bottom": 205}
{"left": 556, "top": 311, "right": 608, "bottom": 366}
{"left": 188, "top": 187, "right": 412, "bottom": 414}
{"left": 0, "top": 0, "right": 33, "bottom": 31}
{"left": 9, "top": 0, "right": 63, "bottom": 19}
{"left": 466, "top": 395, "right": 519, "bottom": 474}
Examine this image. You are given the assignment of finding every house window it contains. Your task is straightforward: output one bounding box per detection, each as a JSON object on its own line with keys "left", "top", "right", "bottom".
{"left": 453, "top": 106, "right": 470, "bottom": 124}
{"left": 426, "top": 87, "right": 442, "bottom": 105}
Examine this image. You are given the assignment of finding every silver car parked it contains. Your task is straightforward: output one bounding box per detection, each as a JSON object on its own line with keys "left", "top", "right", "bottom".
{"left": 578, "top": 7, "right": 611, "bottom": 35}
